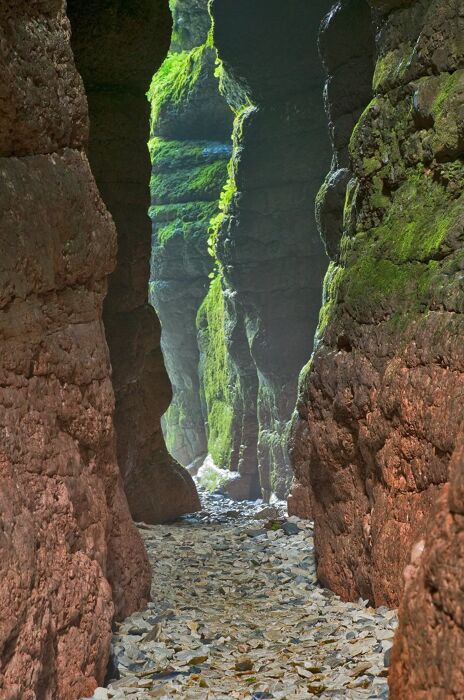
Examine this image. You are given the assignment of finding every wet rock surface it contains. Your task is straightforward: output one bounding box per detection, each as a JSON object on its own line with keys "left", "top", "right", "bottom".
{"left": 148, "top": 0, "right": 233, "bottom": 469}
{"left": 89, "top": 491, "right": 396, "bottom": 699}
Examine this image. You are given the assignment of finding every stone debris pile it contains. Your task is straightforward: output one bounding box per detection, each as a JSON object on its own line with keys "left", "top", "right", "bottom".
{"left": 87, "top": 489, "right": 396, "bottom": 699}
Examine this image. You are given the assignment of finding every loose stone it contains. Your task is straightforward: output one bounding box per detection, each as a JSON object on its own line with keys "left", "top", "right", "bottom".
{"left": 88, "top": 486, "right": 396, "bottom": 699}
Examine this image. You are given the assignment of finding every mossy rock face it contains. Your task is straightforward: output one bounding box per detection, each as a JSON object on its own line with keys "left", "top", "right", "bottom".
{"left": 148, "top": 0, "right": 233, "bottom": 467}
{"left": 292, "top": 0, "right": 464, "bottom": 633}
{"left": 151, "top": 155, "right": 229, "bottom": 206}
{"left": 208, "top": 0, "right": 332, "bottom": 500}
{"left": 196, "top": 276, "right": 235, "bottom": 468}
{"left": 148, "top": 45, "right": 232, "bottom": 140}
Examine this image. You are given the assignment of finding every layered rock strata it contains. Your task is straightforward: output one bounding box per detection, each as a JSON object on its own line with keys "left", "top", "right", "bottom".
{"left": 290, "top": 0, "right": 464, "bottom": 624}
{"left": 148, "top": 0, "right": 233, "bottom": 468}
{"left": 0, "top": 0, "right": 155, "bottom": 696}
{"left": 207, "top": 0, "right": 332, "bottom": 499}
{"left": 68, "top": 0, "right": 200, "bottom": 523}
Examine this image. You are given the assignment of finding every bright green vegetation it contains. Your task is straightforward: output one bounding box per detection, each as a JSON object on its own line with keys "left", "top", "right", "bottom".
{"left": 316, "top": 262, "right": 343, "bottom": 338}
{"left": 196, "top": 276, "right": 234, "bottom": 467}
{"left": 372, "top": 44, "right": 413, "bottom": 92}
{"left": 148, "top": 5, "right": 254, "bottom": 476}
{"left": 148, "top": 45, "right": 209, "bottom": 127}
{"left": 428, "top": 70, "right": 464, "bottom": 154}
{"left": 370, "top": 172, "right": 459, "bottom": 264}
{"left": 149, "top": 137, "right": 231, "bottom": 171}
{"left": 149, "top": 138, "right": 232, "bottom": 247}
{"left": 149, "top": 138, "right": 210, "bottom": 170}
{"left": 431, "top": 70, "right": 464, "bottom": 119}
{"left": 206, "top": 106, "right": 255, "bottom": 268}
{"left": 151, "top": 200, "right": 219, "bottom": 247}
{"left": 317, "top": 170, "right": 463, "bottom": 330}
{"left": 150, "top": 160, "right": 228, "bottom": 205}
{"left": 207, "top": 163, "right": 237, "bottom": 270}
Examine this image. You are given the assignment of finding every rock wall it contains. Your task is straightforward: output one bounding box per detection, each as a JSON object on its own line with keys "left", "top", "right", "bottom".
{"left": 0, "top": 0, "right": 153, "bottom": 696}
{"left": 207, "top": 0, "right": 332, "bottom": 500}
{"left": 148, "top": 0, "right": 233, "bottom": 468}
{"left": 390, "top": 430, "right": 464, "bottom": 698}
{"left": 290, "top": 0, "right": 464, "bottom": 619}
{"left": 68, "top": 0, "right": 200, "bottom": 523}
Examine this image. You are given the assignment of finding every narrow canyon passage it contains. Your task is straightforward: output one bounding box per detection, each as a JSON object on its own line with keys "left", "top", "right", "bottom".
{"left": 89, "top": 489, "right": 396, "bottom": 700}
{"left": 2, "top": 0, "right": 464, "bottom": 698}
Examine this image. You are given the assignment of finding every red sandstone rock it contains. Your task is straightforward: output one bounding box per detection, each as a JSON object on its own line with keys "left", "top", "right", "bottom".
{"left": 291, "top": 0, "right": 464, "bottom": 613}
{"left": 68, "top": 0, "right": 201, "bottom": 523}
{"left": 0, "top": 2, "right": 152, "bottom": 696}
{"left": 389, "top": 434, "right": 464, "bottom": 699}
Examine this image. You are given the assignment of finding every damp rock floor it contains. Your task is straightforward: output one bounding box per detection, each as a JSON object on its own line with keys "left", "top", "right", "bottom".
{"left": 89, "top": 489, "right": 396, "bottom": 700}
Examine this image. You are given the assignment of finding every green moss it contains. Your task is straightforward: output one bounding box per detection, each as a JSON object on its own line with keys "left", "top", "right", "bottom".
{"left": 349, "top": 98, "right": 378, "bottom": 157}
{"left": 150, "top": 200, "right": 219, "bottom": 247}
{"left": 150, "top": 159, "right": 229, "bottom": 205}
{"left": 316, "top": 262, "right": 343, "bottom": 338}
{"left": 318, "top": 170, "right": 463, "bottom": 328}
{"left": 372, "top": 44, "right": 413, "bottom": 93}
{"left": 363, "top": 157, "right": 382, "bottom": 176}
{"left": 372, "top": 172, "right": 459, "bottom": 264}
{"left": 431, "top": 71, "right": 464, "bottom": 119}
{"left": 148, "top": 45, "right": 208, "bottom": 127}
{"left": 150, "top": 199, "right": 218, "bottom": 224}
{"left": 197, "top": 276, "right": 233, "bottom": 467}
{"left": 370, "top": 176, "right": 390, "bottom": 211}
{"left": 149, "top": 137, "right": 231, "bottom": 171}
{"left": 206, "top": 160, "right": 237, "bottom": 269}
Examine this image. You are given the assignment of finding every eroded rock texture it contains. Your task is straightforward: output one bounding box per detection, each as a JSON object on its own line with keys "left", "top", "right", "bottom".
{"left": 148, "top": 0, "right": 233, "bottom": 468}
{"left": 0, "top": 1, "right": 153, "bottom": 696}
{"left": 291, "top": 0, "right": 464, "bottom": 626}
{"left": 390, "top": 431, "right": 464, "bottom": 698}
{"left": 68, "top": 0, "right": 200, "bottom": 523}
{"left": 206, "top": 0, "right": 332, "bottom": 500}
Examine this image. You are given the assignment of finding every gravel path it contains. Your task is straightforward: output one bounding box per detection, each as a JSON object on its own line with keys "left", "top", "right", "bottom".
{"left": 87, "top": 490, "right": 396, "bottom": 699}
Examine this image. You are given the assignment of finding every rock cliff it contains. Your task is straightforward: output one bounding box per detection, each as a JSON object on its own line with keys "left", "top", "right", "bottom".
{"left": 0, "top": 0, "right": 157, "bottom": 696}
{"left": 205, "top": 0, "right": 332, "bottom": 499}
{"left": 291, "top": 0, "right": 464, "bottom": 622}
{"left": 68, "top": 0, "right": 200, "bottom": 524}
{"left": 148, "top": 0, "right": 233, "bottom": 469}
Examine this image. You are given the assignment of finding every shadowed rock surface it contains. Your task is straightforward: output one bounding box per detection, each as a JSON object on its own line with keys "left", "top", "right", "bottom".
{"left": 68, "top": 0, "right": 200, "bottom": 524}
{"left": 291, "top": 0, "right": 464, "bottom": 626}
{"left": 205, "top": 0, "right": 332, "bottom": 500}
{"left": 148, "top": 0, "right": 233, "bottom": 469}
{"left": 0, "top": 0, "right": 157, "bottom": 696}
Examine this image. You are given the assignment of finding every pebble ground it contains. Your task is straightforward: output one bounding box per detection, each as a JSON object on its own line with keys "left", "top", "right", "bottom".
{"left": 87, "top": 489, "right": 396, "bottom": 700}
